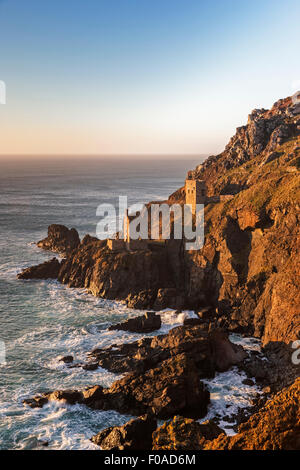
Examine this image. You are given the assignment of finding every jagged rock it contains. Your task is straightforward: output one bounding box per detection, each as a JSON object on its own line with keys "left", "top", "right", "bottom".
{"left": 82, "top": 362, "right": 98, "bottom": 371}
{"left": 37, "top": 224, "right": 80, "bottom": 255}
{"left": 126, "top": 290, "right": 157, "bottom": 309}
{"left": 290, "top": 103, "right": 300, "bottom": 116}
{"left": 153, "top": 288, "right": 180, "bottom": 310}
{"left": 23, "top": 354, "right": 210, "bottom": 419}
{"left": 197, "top": 306, "right": 216, "bottom": 320}
{"left": 260, "top": 151, "right": 283, "bottom": 166}
{"left": 109, "top": 311, "right": 161, "bottom": 333}
{"left": 242, "top": 378, "right": 255, "bottom": 386}
{"left": 241, "top": 343, "right": 300, "bottom": 393}
{"left": 57, "top": 236, "right": 175, "bottom": 304}
{"left": 183, "top": 317, "right": 202, "bottom": 327}
{"left": 209, "top": 329, "right": 247, "bottom": 372}
{"left": 59, "top": 355, "right": 73, "bottom": 364}
{"left": 17, "top": 257, "right": 61, "bottom": 280}
{"left": 23, "top": 396, "right": 49, "bottom": 408}
{"left": 48, "top": 389, "right": 83, "bottom": 404}
{"left": 91, "top": 415, "right": 157, "bottom": 450}
{"left": 104, "top": 353, "right": 210, "bottom": 419}
{"left": 205, "top": 378, "right": 300, "bottom": 450}
{"left": 152, "top": 416, "right": 225, "bottom": 450}
{"left": 88, "top": 325, "right": 246, "bottom": 377}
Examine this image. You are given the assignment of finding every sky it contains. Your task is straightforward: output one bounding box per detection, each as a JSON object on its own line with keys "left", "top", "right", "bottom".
{"left": 0, "top": 0, "right": 300, "bottom": 157}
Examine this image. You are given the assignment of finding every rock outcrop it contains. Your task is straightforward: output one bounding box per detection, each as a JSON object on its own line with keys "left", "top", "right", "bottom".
{"left": 205, "top": 378, "right": 300, "bottom": 450}
{"left": 91, "top": 414, "right": 157, "bottom": 450}
{"left": 17, "top": 257, "right": 61, "bottom": 280}
{"left": 152, "top": 416, "right": 225, "bottom": 450}
{"left": 57, "top": 235, "right": 176, "bottom": 308}
{"left": 24, "top": 353, "right": 210, "bottom": 419}
{"left": 209, "top": 329, "right": 247, "bottom": 371}
{"left": 181, "top": 96, "right": 300, "bottom": 346}
{"left": 58, "top": 355, "right": 73, "bottom": 364}
{"left": 109, "top": 311, "right": 161, "bottom": 333}
{"left": 37, "top": 224, "right": 80, "bottom": 256}
{"left": 88, "top": 325, "right": 246, "bottom": 376}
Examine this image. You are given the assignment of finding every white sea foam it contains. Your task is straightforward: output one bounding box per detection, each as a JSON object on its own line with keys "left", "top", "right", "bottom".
{"left": 158, "top": 308, "right": 197, "bottom": 333}
{"left": 1, "top": 242, "right": 264, "bottom": 447}
{"left": 201, "top": 335, "right": 264, "bottom": 436}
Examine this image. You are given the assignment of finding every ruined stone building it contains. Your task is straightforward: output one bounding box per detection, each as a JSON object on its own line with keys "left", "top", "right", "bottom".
{"left": 185, "top": 171, "right": 207, "bottom": 214}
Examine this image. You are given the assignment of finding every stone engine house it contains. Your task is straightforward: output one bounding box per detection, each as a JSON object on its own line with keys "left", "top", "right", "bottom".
{"left": 185, "top": 171, "right": 207, "bottom": 214}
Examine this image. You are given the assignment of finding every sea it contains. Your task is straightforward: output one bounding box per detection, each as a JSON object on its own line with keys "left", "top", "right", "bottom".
{"left": 0, "top": 157, "right": 262, "bottom": 450}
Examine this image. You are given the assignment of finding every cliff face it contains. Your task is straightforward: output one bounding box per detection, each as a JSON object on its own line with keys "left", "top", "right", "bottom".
{"left": 152, "top": 378, "right": 300, "bottom": 450}
{"left": 204, "top": 378, "right": 300, "bottom": 450}
{"left": 182, "top": 96, "right": 300, "bottom": 345}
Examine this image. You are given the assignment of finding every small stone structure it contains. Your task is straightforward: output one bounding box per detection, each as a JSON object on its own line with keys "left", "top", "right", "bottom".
{"left": 185, "top": 171, "right": 207, "bottom": 214}
{"left": 107, "top": 173, "right": 232, "bottom": 251}
{"left": 123, "top": 209, "right": 136, "bottom": 243}
{"left": 107, "top": 210, "right": 148, "bottom": 252}
{"left": 107, "top": 239, "right": 126, "bottom": 252}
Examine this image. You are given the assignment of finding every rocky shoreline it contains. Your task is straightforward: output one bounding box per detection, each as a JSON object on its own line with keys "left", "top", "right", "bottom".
{"left": 18, "top": 94, "right": 300, "bottom": 450}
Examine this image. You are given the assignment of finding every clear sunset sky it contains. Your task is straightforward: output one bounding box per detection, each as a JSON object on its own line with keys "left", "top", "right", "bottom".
{"left": 0, "top": 0, "right": 300, "bottom": 157}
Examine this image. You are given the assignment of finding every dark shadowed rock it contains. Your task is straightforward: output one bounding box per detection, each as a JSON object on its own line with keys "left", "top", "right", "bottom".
{"left": 37, "top": 224, "right": 80, "bottom": 256}
{"left": 209, "top": 329, "right": 247, "bottom": 372}
{"left": 242, "top": 378, "right": 255, "bottom": 386}
{"left": 104, "top": 353, "right": 210, "bottom": 419}
{"left": 183, "top": 317, "right": 202, "bottom": 327}
{"left": 153, "top": 288, "right": 179, "bottom": 310}
{"left": 47, "top": 389, "right": 83, "bottom": 405}
{"left": 109, "top": 311, "right": 161, "bottom": 333}
{"left": 89, "top": 324, "right": 214, "bottom": 376}
{"left": 126, "top": 290, "right": 158, "bottom": 309}
{"left": 82, "top": 362, "right": 98, "bottom": 371}
{"left": 89, "top": 325, "right": 246, "bottom": 377}
{"left": 58, "top": 355, "right": 73, "bottom": 364}
{"left": 17, "top": 257, "right": 61, "bottom": 280}
{"left": 91, "top": 414, "right": 157, "bottom": 450}
{"left": 152, "top": 416, "right": 225, "bottom": 450}
{"left": 23, "top": 354, "right": 210, "bottom": 419}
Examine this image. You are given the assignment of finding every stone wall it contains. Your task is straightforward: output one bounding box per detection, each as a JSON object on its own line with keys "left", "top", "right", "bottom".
{"left": 107, "top": 239, "right": 126, "bottom": 251}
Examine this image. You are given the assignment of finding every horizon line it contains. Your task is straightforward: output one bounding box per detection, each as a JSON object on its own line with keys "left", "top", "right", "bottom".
{"left": 0, "top": 153, "right": 210, "bottom": 159}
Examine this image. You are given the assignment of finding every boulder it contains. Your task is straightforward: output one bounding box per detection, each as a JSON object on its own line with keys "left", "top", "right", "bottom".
{"left": 152, "top": 416, "right": 225, "bottom": 450}
{"left": 183, "top": 317, "right": 202, "bottom": 327}
{"left": 109, "top": 311, "right": 161, "bottom": 333}
{"left": 209, "top": 329, "right": 247, "bottom": 372}
{"left": 153, "top": 288, "right": 178, "bottom": 310}
{"left": 17, "top": 257, "right": 61, "bottom": 280}
{"left": 91, "top": 415, "right": 157, "bottom": 450}
{"left": 37, "top": 224, "right": 80, "bottom": 255}
{"left": 58, "top": 355, "right": 73, "bottom": 364}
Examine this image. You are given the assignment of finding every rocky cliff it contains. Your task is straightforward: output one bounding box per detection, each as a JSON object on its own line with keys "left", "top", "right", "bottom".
{"left": 204, "top": 377, "right": 300, "bottom": 450}
{"left": 18, "top": 96, "right": 300, "bottom": 349}
{"left": 152, "top": 377, "right": 300, "bottom": 450}
{"left": 18, "top": 94, "right": 300, "bottom": 451}
{"left": 182, "top": 97, "right": 300, "bottom": 346}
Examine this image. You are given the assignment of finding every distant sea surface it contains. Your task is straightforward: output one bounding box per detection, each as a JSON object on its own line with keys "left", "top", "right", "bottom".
{"left": 0, "top": 157, "right": 261, "bottom": 449}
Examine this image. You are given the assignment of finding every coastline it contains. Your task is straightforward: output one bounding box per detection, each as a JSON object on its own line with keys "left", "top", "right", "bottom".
{"left": 9, "top": 94, "right": 300, "bottom": 450}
